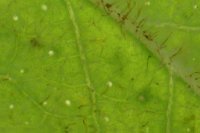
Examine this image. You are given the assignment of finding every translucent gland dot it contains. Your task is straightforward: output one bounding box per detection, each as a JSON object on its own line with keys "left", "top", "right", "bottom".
{"left": 9, "top": 104, "right": 14, "bottom": 109}
{"left": 43, "top": 101, "right": 47, "bottom": 106}
{"left": 41, "top": 4, "right": 48, "bottom": 11}
{"left": 104, "top": 116, "right": 109, "bottom": 122}
{"left": 194, "top": 5, "right": 198, "bottom": 9}
{"left": 145, "top": 1, "right": 151, "bottom": 6}
{"left": 48, "top": 50, "right": 54, "bottom": 56}
{"left": 20, "top": 69, "right": 25, "bottom": 74}
{"left": 25, "top": 121, "right": 29, "bottom": 125}
{"left": 13, "top": 15, "right": 19, "bottom": 21}
{"left": 192, "top": 58, "right": 196, "bottom": 61}
{"left": 187, "top": 128, "right": 191, "bottom": 132}
{"left": 65, "top": 100, "right": 71, "bottom": 106}
{"left": 107, "top": 81, "right": 113, "bottom": 88}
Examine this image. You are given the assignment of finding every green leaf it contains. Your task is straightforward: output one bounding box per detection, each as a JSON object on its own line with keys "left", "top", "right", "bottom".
{"left": 0, "top": 0, "right": 200, "bottom": 133}
{"left": 90, "top": 0, "right": 200, "bottom": 94}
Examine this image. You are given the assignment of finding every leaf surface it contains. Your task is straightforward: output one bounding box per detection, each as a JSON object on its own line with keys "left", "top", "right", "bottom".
{"left": 0, "top": 0, "right": 200, "bottom": 133}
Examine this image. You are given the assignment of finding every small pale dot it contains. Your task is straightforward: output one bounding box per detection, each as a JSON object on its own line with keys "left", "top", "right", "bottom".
{"left": 194, "top": 5, "right": 198, "bottom": 9}
{"left": 43, "top": 101, "right": 47, "bottom": 106}
{"left": 186, "top": 128, "right": 191, "bottom": 132}
{"left": 145, "top": 1, "right": 151, "bottom": 6}
{"left": 25, "top": 121, "right": 29, "bottom": 125}
{"left": 65, "top": 100, "right": 71, "bottom": 106}
{"left": 192, "top": 58, "right": 196, "bottom": 61}
{"left": 4, "top": 75, "right": 12, "bottom": 81}
{"left": 13, "top": 15, "right": 19, "bottom": 21}
{"left": 9, "top": 104, "right": 14, "bottom": 109}
{"left": 146, "top": 126, "right": 149, "bottom": 133}
{"left": 138, "top": 95, "right": 145, "bottom": 101}
{"left": 20, "top": 69, "right": 25, "bottom": 74}
{"left": 48, "top": 50, "right": 54, "bottom": 56}
{"left": 107, "top": 81, "right": 113, "bottom": 88}
{"left": 104, "top": 116, "right": 109, "bottom": 122}
{"left": 41, "top": 4, "right": 48, "bottom": 11}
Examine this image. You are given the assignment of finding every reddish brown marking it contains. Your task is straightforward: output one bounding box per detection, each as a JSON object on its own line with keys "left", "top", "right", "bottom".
{"left": 189, "top": 72, "right": 200, "bottom": 77}
{"left": 169, "top": 47, "right": 182, "bottom": 61}
{"left": 143, "top": 31, "right": 154, "bottom": 41}
{"left": 105, "top": 3, "right": 112, "bottom": 9}
{"left": 157, "top": 33, "right": 172, "bottom": 55}
{"left": 121, "top": 7, "right": 133, "bottom": 23}
{"left": 135, "top": 18, "right": 145, "bottom": 32}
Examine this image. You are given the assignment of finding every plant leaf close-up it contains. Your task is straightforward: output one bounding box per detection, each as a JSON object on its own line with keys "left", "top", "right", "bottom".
{"left": 1, "top": 0, "right": 200, "bottom": 133}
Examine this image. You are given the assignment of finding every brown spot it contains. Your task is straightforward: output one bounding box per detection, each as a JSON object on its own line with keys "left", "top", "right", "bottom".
{"left": 143, "top": 31, "right": 154, "bottom": 41}
{"left": 169, "top": 47, "right": 182, "bottom": 61}
{"left": 30, "top": 37, "right": 41, "bottom": 47}
{"left": 117, "top": 12, "right": 121, "bottom": 17}
{"left": 105, "top": 3, "right": 112, "bottom": 9}
{"left": 120, "top": 7, "right": 133, "bottom": 23}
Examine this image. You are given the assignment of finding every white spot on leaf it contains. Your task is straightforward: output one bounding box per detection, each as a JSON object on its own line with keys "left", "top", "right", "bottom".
{"left": 145, "top": 1, "right": 151, "bottom": 6}
{"left": 65, "top": 100, "right": 71, "bottom": 106}
{"left": 41, "top": 4, "right": 48, "bottom": 11}
{"left": 107, "top": 81, "right": 113, "bottom": 88}
{"left": 43, "top": 101, "right": 47, "bottom": 106}
{"left": 20, "top": 69, "right": 25, "bottom": 74}
{"left": 104, "top": 116, "right": 109, "bottom": 122}
{"left": 9, "top": 104, "right": 14, "bottom": 109}
{"left": 48, "top": 50, "right": 54, "bottom": 56}
{"left": 193, "top": 5, "right": 198, "bottom": 9}
{"left": 13, "top": 15, "right": 19, "bottom": 21}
